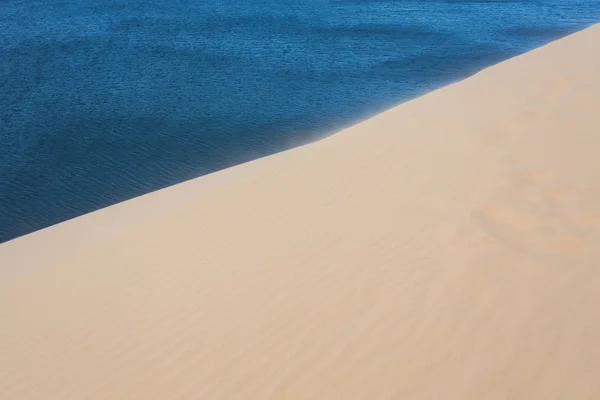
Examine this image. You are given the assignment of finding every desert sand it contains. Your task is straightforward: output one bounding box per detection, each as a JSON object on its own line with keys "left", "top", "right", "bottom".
{"left": 1, "top": 24, "right": 600, "bottom": 399}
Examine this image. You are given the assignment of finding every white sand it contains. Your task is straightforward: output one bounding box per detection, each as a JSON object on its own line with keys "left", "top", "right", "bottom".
{"left": 1, "top": 24, "right": 600, "bottom": 399}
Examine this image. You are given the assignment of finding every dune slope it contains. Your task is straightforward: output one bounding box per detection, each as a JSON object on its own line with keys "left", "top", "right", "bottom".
{"left": 1, "top": 24, "right": 600, "bottom": 399}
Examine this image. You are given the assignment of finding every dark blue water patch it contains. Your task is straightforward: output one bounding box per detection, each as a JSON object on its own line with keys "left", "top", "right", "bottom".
{"left": 1, "top": 0, "right": 600, "bottom": 243}
{"left": 443, "top": 0, "right": 526, "bottom": 3}
{"left": 0, "top": 112, "right": 325, "bottom": 240}
{"left": 312, "top": 23, "right": 446, "bottom": 39}
{"left": 503, "top": 25, "right": 582, "bottom": 40}
{"left": 109, "top": 14, "right": 305, "bottom": 36}
{"left": 371, "top": 43, "right": 518, "bottom": 83}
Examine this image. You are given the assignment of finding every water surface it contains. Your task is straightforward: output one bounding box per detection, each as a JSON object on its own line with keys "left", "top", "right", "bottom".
{"left": 1, "top": 0, "right": 599, "bottom": 242}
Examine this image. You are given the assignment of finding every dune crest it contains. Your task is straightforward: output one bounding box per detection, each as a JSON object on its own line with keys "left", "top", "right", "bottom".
{"left": 1, "top": 24, "right": 600, "bottom": 399}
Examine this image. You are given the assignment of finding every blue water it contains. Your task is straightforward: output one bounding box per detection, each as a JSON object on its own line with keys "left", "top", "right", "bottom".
{"left": 1, "top": 0, "right": 599, "bottom": 243}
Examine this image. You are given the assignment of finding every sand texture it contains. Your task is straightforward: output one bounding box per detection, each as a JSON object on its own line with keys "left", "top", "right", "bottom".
{"left": 1, "top": 24, "right": 600, "bottom": 399}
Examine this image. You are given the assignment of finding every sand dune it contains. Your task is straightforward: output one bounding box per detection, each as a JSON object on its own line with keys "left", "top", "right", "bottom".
{"left": 1, "top": 24, "right": 600, "bottom": 399}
